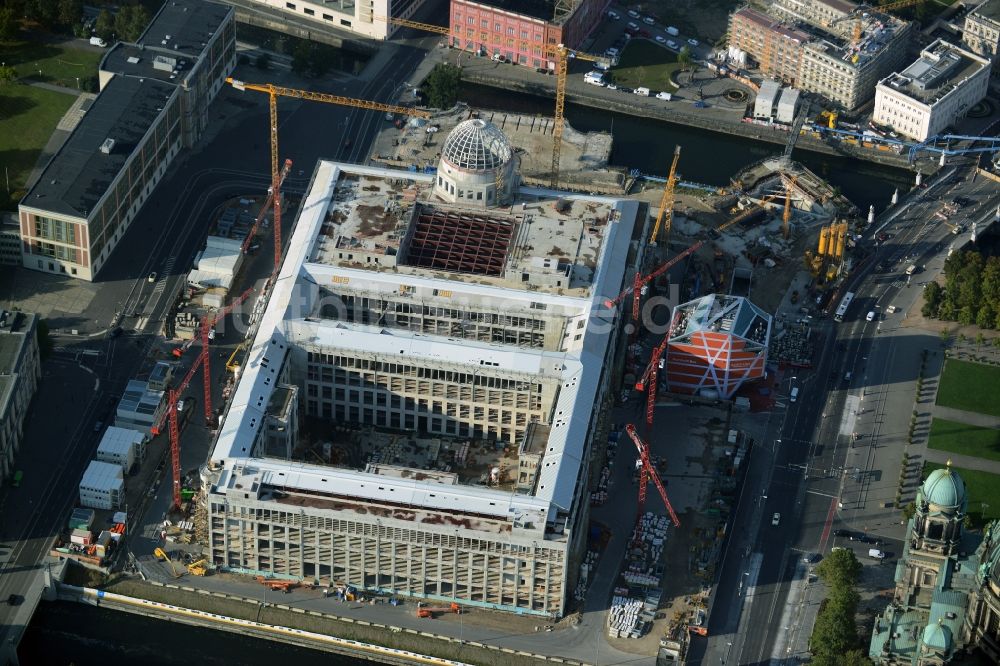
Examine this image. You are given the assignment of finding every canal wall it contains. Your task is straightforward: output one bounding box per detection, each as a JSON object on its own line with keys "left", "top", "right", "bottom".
{"left": 458, "top": 69, "right": 940, "bottom": 174}
{"left": 56, "top": 580, "right": 593, "bottom": 666}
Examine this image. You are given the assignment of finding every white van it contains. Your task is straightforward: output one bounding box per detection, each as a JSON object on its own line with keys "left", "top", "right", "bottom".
{"left": 868, "top": 548, "right": 886, "bottom": 560}
{"left": 866, "top": 311, "right": 876, "bottom": 322}
{"left": 790, "top": 387, "right": 799, "bottom": 403}
{"left": 655, "top": 91, "right": 672, "bottom": 101}
{"left": 90, "top": 36, "right": 107, "bottom": 47}
{"left": 634, "top": 87, "right": 650, "bottom": 96}
{"left": 583, "top": 71, "right": 605, "bottom": 86}
{"left": 905, "top": 264, "right": 917, "bottom": 276}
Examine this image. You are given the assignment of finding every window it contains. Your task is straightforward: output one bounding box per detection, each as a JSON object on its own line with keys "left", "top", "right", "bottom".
{"left": 304, "top": 7, "right": 314, "bottom": 15}
{"left": 285, "top": 1, "right": 296, "bottom": 8}
{"left": 323, "top": 13, "right": 332, "bottom": 20}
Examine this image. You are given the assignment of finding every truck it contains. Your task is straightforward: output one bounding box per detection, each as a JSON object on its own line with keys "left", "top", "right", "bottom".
{"left": 634, "top": 86, "right": 650, "bottom": 96}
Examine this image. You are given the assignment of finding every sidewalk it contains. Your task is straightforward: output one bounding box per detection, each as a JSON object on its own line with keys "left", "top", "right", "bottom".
{"left": 930, "top": 404, "right": 1000, "bottom": 429}
{"left": 923, "top": 449, "right": 1000, "bottom": 474}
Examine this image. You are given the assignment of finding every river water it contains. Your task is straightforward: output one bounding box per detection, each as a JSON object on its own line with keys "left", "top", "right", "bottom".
{"left": 460, "top": 82, "right": 915, "bottom": 213}
{"left": 24, "top": 85, "right": 919, "bottom": 664}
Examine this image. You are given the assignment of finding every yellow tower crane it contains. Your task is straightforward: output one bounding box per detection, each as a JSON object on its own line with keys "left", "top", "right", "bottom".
{"left": 225, "top": 78, "right": 431, "bottom": 273}
{"left": 373, "top": 16, "right": 607, "bottom": 189}
{"left": 650, "top": 145, "right": 682, "bottom": 246}
{"left": 782, "top": 175, "right": 797, "bottom": 240}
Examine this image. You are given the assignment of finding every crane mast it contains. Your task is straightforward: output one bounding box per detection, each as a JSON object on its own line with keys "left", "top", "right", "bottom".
{"left": 650, "top": 145, "right": 681, "bottom": 245}
{"left": 200, "top": 287, "right": 254, "bottom": 427}
{"left": 625, "top": 424, "right": 681, "bottom": 527}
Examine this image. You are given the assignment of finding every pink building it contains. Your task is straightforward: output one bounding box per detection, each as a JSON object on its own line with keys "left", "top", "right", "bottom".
{"left": 449, "top": 0, "right": 610, "bottom": 69}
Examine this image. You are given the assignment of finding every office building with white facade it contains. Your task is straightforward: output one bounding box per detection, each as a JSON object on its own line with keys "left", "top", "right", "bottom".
{"left": 0, "top": 311, "right": 40, "bottom": 489}
{"left": 234, "top": 0, "right": 429, "bottom": 40}
{"left": 17, "top": 0, "right": 235, "bottom": 280}
{"left": 874, "top": 39, "right": 990, "bottom": 141}
{"left": 203, "top": 119, "right": 640, "bottom": 617}
{"left": 963, "top": 0, "right": 1000, "bottom": 68}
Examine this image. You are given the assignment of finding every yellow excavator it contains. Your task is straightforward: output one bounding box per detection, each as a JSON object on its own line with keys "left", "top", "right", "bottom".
{"left": 187, "top": 559, "right": 211, "bottom": 576}
{"left": 154, "top": 547, "right": 183, "bottom": 578}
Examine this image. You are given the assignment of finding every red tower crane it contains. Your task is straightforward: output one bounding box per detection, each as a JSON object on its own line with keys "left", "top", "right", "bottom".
{"left": 201, "top": 287, "right": 254, "bottom": 427}
{"left": 635, "top": 334, "right": 670, "bottom": 426}
{"left": 625, "top": 424, "right": 681, "bottom": 527}
{"left": 241, "top": 158, "right": 293, "bottom": 256}
{"left": 604, "top": 241, "right": 705, "bottom": 324}
{"left": 151, "top": 353, "right": 205, "bottom": 509}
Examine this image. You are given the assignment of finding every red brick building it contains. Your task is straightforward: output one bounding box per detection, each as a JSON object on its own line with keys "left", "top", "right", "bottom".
{"left": 450, "top": 0, "right": 610, "bottom": 69}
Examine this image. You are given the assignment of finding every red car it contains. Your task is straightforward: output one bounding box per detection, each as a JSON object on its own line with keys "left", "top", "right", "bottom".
{"left": 638, "top": 28, "right": 652, "bottom": 38}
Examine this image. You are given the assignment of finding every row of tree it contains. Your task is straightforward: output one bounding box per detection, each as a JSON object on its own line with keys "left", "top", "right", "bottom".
{"left": 809, "top": 549, "right": 873, "bottom": 666}
{"left": 0, "top": 1, "right": 149, "bottom": 43}
{"left": 922, "top": 251, "right": 1000, "bottom": 330}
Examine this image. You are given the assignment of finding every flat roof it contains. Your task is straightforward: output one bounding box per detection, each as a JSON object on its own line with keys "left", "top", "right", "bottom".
{"left": 312, "top": 173, "right": 615, "bottom": 296}
{"left": 210, "top": 160, "right": 638, "bottom": 528}
{"left": 98, "top": 426, "right": 145, "bottom": 454}
{"left": 134, "top": 0, "right": 231, "bottom": 54}
{"left": 463, "top": 0, "right": 559, "bottom": 23}
{"left": 971, "top": 0, "right": 1000, "bottom": 22}
{"left": 118, "top": 378, "right": 164, "bottom": 417}
{"left": 21, "top": 76, "right": 176, "bottom": 219}
{"left": 881, "top": 39, "right": 988, "bottom": 106}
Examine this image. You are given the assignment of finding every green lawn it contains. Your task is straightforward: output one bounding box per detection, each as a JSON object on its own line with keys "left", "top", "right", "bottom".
{"left": 923, "top": 462, "right": 1000, "bottom": 527}
{"left": 936, "top": 359, "right": 1000, "bottom": 418}
{"left": 928, "top": 418, "right": 1000, "bottom": 461}
{"left": 0, "top": 84, "right": 76, "bottom": 211}
{"left": 0, "top": 41, "right": 103, "bottom": 89}
{"left": 607, "top": 40, "right": 683, "bottom": 91}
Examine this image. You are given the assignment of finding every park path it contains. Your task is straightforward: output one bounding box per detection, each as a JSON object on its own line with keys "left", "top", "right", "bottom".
{"left": 923, "top": 449, "right": 1000, "bottom": 474}
{"left": 931, "top": 405, "right": 1000, "bottom": 429}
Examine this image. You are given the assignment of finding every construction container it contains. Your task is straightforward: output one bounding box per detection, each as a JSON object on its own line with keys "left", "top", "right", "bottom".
{"left": 70, "top": 528, "right": 93, "bottom": 546}
{"left": 68, "top": 507, "right": 95, "bottom": 531}
{"left": 753, "top": 80, "right": 780, "bottom": 120}
{"left": 775, "top": 87, "right": 800, "bottom": 124}
{"left": 96, "top": 426, "right": 144, "bottom": 472}
{"left": 79, "top": 460, "right": 125, "bottom": 510}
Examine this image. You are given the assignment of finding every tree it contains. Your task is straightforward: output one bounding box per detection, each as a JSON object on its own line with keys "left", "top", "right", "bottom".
{"left": 977, "top": 332, "right": 987, "bottom": 348}
{"left": 958, "top": 305, "right": 975, "bottom": 327}
{"left": 816, "top": 548, "right": 862, "bottom": 588}
{"left": 57, "top": 0, "right": 83, "bottom": 29}
{"left": 922, "top": 281, "right": 942, "bottom": 318}
{"left": 94, "top": 8, "right": 114, "bottom": 41}
{"left": 126, "top": 5, "right": 150, "bottom": 41}
{"left": 938, "top": 298, "right": 957, "bottom": 321}
{"left": 255, "top": 53, "right": 271, "bottom": 70}
{"left": 902, "top": 501, "right": 916, "bottom": 520}
{"left": 677, "top": 46, "right": 692, "bottom": 70}
{"left": 423, "top": 63, "right": 462, "bottom": 109}
{"left": 0, "top": 65, "right": 16, "bottom": 85}
{"left": 978, "top": 304, "right": 996, "bottom": 331}
{"left": 0, "top": 7, "right": 18, "bottom": 41}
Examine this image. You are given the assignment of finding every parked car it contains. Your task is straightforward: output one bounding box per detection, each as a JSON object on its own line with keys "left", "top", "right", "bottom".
{"left": 147, "top": 272, "right": 157, "bottom": 283}
{"left": 772, "top": 513, "right": 781, "bottom": 526}
{"left": 89, "top": 36, "right": 107, "bottom": 47}
{"left": 655, "top": 35, "right": 666, "bottom": 43}
{"left": 833, "top": 529, "right": 852, "bottom": 538}
{"left": 666, "top": 40, "right": 679, "bottom": 49}
{"left": 627, "top": 9, "right": 640, "bottom": 18}
{"left": 687, "top": 38, "right": 700, "bottom": 46}
{"left": 627, "top": 21, "right": 639, "bottom": 31}
{"left": 866, "top": 310, "right": 876, "bottom": 322}
{"left": 605, "top": 83, "right": 618, "bottom": 90}
{"left": 655, "top": 91, "right": 672, "bottom": 100}
{"left": 643, "top": 16, "right": 655, "bottom": 25}
{"left": 606, "top": 9, "right": 620, "bottom": 19}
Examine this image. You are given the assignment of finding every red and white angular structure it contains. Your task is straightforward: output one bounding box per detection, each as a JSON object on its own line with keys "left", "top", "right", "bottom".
{"left": 664, "top": 294, "right": 771, "bottom": 399}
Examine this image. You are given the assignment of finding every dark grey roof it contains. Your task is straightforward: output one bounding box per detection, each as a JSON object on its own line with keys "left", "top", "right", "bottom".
{"left": 475, "top": 0, "right": 558, "bottom": 23}
{"left": 21, "top": 77, "right": 176, "bottom": 218}
{"left": 100, "top": 43, "right": 193, "bottom": 84}
{"left": 135, "top": 0, "right": 232, "bottom": 57}
{"left": 972, "top": 0, "right": 1000, "bottom": 22}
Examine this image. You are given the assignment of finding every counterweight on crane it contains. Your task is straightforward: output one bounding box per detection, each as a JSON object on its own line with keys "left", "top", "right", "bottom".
{"left": 624, "top": 424, "right": 680, "bottom": 527}
{"left": 604, "top": 241, "right": 705, "bottom": 323}
{"left": 650, "top": 146, "right": 681, "bottom": 245}
{"left": 371, "top": 17, "right": 608, "bottom": 189}
{"left": 200, "top": 287, "right": 254, "bottom": 428}
{"left": 225, "top": 78, "right": 431, "bottom": 273}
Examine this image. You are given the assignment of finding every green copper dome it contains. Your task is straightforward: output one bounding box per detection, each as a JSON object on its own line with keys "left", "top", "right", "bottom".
{"left": 922, "top": 621, "right": 952, "bottom": 651}
{"left": 921, "top": 465, "right": 966, "bottom": 510}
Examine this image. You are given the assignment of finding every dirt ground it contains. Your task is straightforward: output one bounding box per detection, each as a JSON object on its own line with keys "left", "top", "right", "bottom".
{"left": 640, "top": 0, "right": 742, "bottom": 45}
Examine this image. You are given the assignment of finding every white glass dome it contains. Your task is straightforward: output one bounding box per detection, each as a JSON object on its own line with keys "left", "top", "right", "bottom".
{"left": 441, "top": 119, "right": 513, "bottom": 172}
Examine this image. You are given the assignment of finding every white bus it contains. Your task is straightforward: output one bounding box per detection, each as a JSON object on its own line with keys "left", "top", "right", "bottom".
{"left": 834, "top": 291, "right": 854, "bottom": 322}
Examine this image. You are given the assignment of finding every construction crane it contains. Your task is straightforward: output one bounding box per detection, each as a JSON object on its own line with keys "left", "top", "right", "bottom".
{"left": 242, "top": 158, "right": 293, "bottom": 256}
{"left": 782, "top": 175, "right": 797, "bottom": 239}
{"left": 371, "top": 16, "right": 607, "bottom": 188}
{"left": 416, "top": 602, "right": 462, "bottom": 618}
{"left": 650, "top": 145, "right": 681, "bottom": 246}
{"left": 624, "top": 424, "right": 681, "bottom": 527}
{"left": 635, "top": 333, "right": 670, "bottom": 426}
{"left": 604, "top": 241, "right": 705, "bottom": 324}
{"left": 225, "top": 78, "right": 431, "bottom": 273}
{"left": 199, "top": 286, "right": 254, "bottom": 428}
{"left": 151, "top": 344, "right": 205, "bottom": 509}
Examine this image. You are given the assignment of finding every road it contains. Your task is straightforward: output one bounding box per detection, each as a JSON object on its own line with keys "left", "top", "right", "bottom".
{"left": 689, "top": 160, "right": 999, "bottom": 665}
{"left": 0, "top": 29, "right": 434, "bottom": 660}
